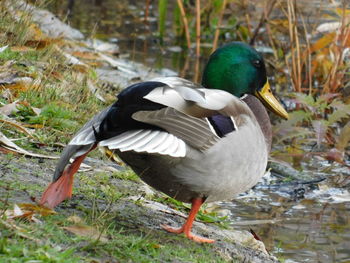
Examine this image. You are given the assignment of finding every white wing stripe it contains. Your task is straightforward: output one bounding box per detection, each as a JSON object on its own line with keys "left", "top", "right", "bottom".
{"left": 144, "top": 132, "right": 169, "bottom": 152}
{"left": 156, "top": 134, "right": 176, "bottom": 153}
{"left": 115, "top": 130, "right": 153, "bottom": 151}
{"left": 131, "top": 130, "right": 161, "bottom": 151}
{"left": 101, "top": 129, "right": 186, "bottom": 157}
{"left": 164, "top": 136, "right": 180, "bottom": 155}
{"left": 99, "top": 130, "right": 144, "bottom": 147}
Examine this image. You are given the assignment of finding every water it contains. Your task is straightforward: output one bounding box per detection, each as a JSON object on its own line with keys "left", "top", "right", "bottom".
{"left": 47, "top": 1, "right": 350, "bottom": 262}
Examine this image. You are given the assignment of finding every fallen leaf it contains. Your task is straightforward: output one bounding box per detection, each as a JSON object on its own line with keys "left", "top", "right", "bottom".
{"left": 5, "top": 204, "right": 37, "bottom": 222}
{"left": 0, "top": 101, "right": 20, "bottom": 116}
{"left": 22, "top": 123, "right": 45, "bottom": 129}
{"left": 0, "top": 45, "right": 8, "bottom": 53}
{"left": 0, "top": 131, "right": 58, "bottom": 159}
{"left": 88, "top": 39, "right": 119, "bottom": 53}
{"left": 312, "top": 120, "right": 327, "bottom": 147}
{"left": 151, "top": 243, "right": 162, "bottom": 249}
{"left": 13, "top": 204, "right": 23, "bottom": 217}
{"left": 71, "top": 51, "right": 100, "bottom": 60}
{"left": 62, "top": 51, "right": 86, "bottom": 66}
{"left": 63, "top": 225, "right": 108, "bottom": 243}
{"left": 67, "top": 215, "right": 84, "bottom": 224}
{"left": 310, "top": 32, "right": 336, "bottom": 53}
{"left": 26, "top": 23, "right": 44, "bottom": 41}
{"left": 316, "top": 22, "right": 341, "bottom": 33}
{"left": 18, "top": 203, "right": 56, "bottom": 216}
{"left": 24, "top": 39, "right": 53, "bottom": 49}
{"left": 10, "top": 46, "right": 36, "bottom": 52}
{"left": 336, "top": 122, "right": 350, "bottom": 153}
{"left": 0, "top": 118, "right": 36, "bottom": 139}
{"left": 49, "top": 71, "right": 64, "bottom": 81}
{"left": 87, "top": 79, "right": 106, "bottom": 102}
{"left": 0, "top": 76, "right": 41, "bottom": 96}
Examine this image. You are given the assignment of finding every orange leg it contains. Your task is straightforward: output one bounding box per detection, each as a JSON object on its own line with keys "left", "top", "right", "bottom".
{"left": 161, "top": 198, "right": 215, "bottom": 243}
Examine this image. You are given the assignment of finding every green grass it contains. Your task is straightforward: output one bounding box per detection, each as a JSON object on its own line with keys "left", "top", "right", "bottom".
{"left": 0, "top": 212, "right": 227, "bottom": 263}
{"left": 0, "top": 235, "right": 81, "bottom": 263}
{"left": 0, "top": 165, "right": 229, "bottom": 263}
{"left": 111, "top": 169, "right": 140, "bottom": 182}
{"left": 0, "top": 151, "right": 232, "bottom": 262}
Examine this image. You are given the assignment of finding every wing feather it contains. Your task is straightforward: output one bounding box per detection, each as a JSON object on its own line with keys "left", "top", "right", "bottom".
{"left": 99, "top": 129, "right": 186, "bottom": 157}
{"left": 146, "top": 77, "right": 253, "bottom": 120}
{"left": 99, "top": 130, "right": 144, "bottom": 147}
{"left": 61, "top": 77, "right": 255, "bottom": 163}
{"left": 133, "top": 107, "right": 220, "bottom": 151}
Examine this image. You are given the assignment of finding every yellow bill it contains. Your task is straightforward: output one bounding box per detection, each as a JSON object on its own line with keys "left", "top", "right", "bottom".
{"left": 255, "top": 81, "right": 289, "bottom": 120}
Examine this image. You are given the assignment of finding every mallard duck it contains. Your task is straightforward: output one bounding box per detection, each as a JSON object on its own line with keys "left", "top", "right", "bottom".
{"left": 41, "top": 42, "right": 288, "bottom": 243}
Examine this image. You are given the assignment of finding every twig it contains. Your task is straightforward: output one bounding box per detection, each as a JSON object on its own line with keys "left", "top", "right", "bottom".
{"left": 300, "top": 13, "right": 312, "bottom": 94}
{"left": 195, "top": 0, "right": 201, "bottom": 57}
{"left": 250, "top": 0, "right": 277, "bottom": 46}
{"left": 212, "top": 0, "right": 227, "bottom": 52}
{"left": 324, "top": 2, "right": 350, "bottom": 93}
{"left": 287, "top": 0, "right": 301, "bottom": 92}
{"left": 176, "top": 0, "right": 191, "bottom": 49}
{"left": 194, "top": 56, "right": 200, "bottom": 83}
{"left": 144, "top": 0, "right": 151, "bottom": 22}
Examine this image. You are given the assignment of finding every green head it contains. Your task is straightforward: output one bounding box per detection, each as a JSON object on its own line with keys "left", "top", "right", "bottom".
{"left": 202, "top": 42, "right": 266, "bottom": 96}
{"left": 202, "top": 42, "right": 288, "bottom": 119}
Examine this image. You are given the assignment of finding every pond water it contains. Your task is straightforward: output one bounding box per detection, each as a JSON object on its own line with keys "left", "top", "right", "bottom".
{"left": 47, "top": 1, "right": 350, "bottom": 262}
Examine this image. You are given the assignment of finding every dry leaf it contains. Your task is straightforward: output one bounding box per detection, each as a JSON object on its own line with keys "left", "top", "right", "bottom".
{"left": 18, "top": 203, "right": 56, "bottom": 216}
{"left": 67, "top": 215, "right": 84, "bottom": 224}
{"left": 316, "top": 22, "right": 341, "bottom": 33}
{"left": 71, "top": 51, "right": 100, "bottom": 60}
{"left": 62, "top": 52, "right": 86, "bottom": 66}
{"left": 0, "top": 101, "right": 20, "bottom": 115}
{"left": 0, "top": 118, "right": 36, "bottom": 139}
{"left": 63, "top": 225, "right": 108, "bottom": 242}
{"left": 50, "top": 71, "right": 64, "bottom": 81}
{"left": 24, "top": 39, "right": 53, "bottom": 49}
{"left": 0, "top": 131, "right": 58, "bottom": 159}
{"left": 10, "top": 46, "right": 36, "bottom": 52}
{"left": 22, "top": 123, "right": 45, "bottom": 129}
{"left": 13, "top": 204, "right": 23, "bottom": 217}
{"left": 0, "top": 76, "right": 41, "bottom": 95}
{"left": 312, "top": 120, "right": 327, "bottom": 147}
{"left": 26, "top": 23, "right": 45, "bottom": 41}
{"left": 5, "top": 204, "right": 37, "bottom": 222}
{"left": 336, "top": 121, "right": 350, "bottom": 153}
{"left": 87, "top": 79, "right": 106, "bottom": 102}
{"left": 310, "top": 32, "right": 336, "bottom": 53}
{"left": 0, "top": 45, "right": 8, "bottom": 53}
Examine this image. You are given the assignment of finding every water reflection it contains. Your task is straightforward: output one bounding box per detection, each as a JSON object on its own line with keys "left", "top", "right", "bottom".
{"left": 229, "top": 174, "right": 350, "bottom": 262}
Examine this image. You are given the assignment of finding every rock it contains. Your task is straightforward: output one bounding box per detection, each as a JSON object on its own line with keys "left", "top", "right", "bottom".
{"left": 7, "top": 0, "right": 84, "bottom": 40}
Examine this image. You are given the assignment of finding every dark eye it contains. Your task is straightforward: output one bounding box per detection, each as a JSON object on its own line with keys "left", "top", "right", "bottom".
{"left": 252, "top": 60, "right": 262, "bottom": 68}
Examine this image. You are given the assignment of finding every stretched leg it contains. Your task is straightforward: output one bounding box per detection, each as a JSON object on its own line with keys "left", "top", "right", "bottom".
{"left": 161, "top": 198, "right": 214, "bottom": 243}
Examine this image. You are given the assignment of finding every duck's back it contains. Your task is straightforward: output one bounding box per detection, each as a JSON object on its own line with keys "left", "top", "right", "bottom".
{"left": 114, "top": 93, "right": 271, "bottom": 203}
